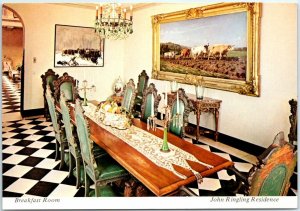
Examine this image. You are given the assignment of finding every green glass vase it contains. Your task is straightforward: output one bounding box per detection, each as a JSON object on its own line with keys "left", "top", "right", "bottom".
{"left": 161, "top": 127, "right": 170, "bottom": 152}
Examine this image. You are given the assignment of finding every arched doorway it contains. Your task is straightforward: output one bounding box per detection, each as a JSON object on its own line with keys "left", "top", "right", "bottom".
{"left": 2, "top": 5, "right": 25, "bottom": 121}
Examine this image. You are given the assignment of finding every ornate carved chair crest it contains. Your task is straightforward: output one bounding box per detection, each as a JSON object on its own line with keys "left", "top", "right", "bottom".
{"left": 121, "top": 79, "right": 137, "bottom": 113}
{"left": 168, "top": 88, "right": 193, "bottom": 137}
{"left": 141, "top": 83, "right": 161, "bottom": 122}
{"left": 41, "top": 69, "right": 59, "bottom": 119}
{"left": 53, "top": 72, "right": 78, "bottom": 104}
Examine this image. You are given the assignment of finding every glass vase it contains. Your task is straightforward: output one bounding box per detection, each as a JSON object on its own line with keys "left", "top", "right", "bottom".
{"left": 161, "top": 127, "right": 170, "bottom": 152}
{"left": 195, "top": 85, "right": 204, "bottom": 100}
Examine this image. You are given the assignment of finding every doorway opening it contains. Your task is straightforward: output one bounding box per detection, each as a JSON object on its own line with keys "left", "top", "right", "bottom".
{"left": 2, "top": 6, "right": 24, "bottom": 122}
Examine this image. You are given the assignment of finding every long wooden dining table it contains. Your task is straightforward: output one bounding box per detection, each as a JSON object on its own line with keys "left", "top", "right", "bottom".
{"left": 57, "top": 102, "right": 233, "bottom": 196}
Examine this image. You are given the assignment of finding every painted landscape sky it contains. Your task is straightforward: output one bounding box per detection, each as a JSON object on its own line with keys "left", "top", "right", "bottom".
{"left": 160, "top": 12, "right": 247, "bottom": 48}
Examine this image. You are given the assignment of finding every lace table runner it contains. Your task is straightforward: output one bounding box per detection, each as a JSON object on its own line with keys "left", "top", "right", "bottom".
{"left": 82, "top": 103, "right": 213, "bottom": 181}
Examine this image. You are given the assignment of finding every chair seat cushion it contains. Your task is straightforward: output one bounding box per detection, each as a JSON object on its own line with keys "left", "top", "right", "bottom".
{"left": 88, "top": 185, "right": 117, "bottom": 197}
{"left": 86, "top": 155, "right": 127, "bottom": 181}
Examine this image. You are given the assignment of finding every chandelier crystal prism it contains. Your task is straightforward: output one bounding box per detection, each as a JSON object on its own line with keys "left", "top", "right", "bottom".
{"left": 94, "top": 3, "right": 133, "bottom": 40}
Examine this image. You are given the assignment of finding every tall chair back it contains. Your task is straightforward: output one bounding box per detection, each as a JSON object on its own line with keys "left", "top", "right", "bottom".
{"left": 136, "top": 70, "right": 149, "bottom": 101}
{"left": 75, "top": 99, "right": 97, "bottom": 175}
{"left": 133, "top": 70, "right": 149, "bottom": 117}
{"left": 141, "top": 83, "right": 161, "bottom": 122}
{"left": 54, "top": 72, "right": 77, "bottom": 103}
{"left": 60, "top": 92, "right": 78, "bottom": 149}
{"left": 168, "top": 88, "right": 193, "bottom": 137}
{"left": 41, "top": 69, "right": 59, "bottom": 119}
{"left": 121, "top": 79, "right": 137, "bottom": 113}
{"left": 45, "top": 85, "right": 68, "bottom": 169}
{"left": 60, "top": 92, "right": 83, "bottom": 188}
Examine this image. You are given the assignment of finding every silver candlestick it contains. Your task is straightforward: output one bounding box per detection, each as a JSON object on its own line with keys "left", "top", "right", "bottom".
{"left": 77, "top": 80, "right": 96, "bottom": 106}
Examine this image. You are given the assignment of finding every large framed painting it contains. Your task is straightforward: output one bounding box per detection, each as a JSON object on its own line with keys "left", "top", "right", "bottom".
{"left": 152, "top": 3, "right": 261, "bottom": 96}
{"left": 54, "top": 24, "right": 104, "bottom": 67}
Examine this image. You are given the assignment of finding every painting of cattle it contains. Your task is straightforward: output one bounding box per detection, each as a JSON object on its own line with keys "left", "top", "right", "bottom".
{"left": 54, "top": 25, "right": 104, "bottom": 67}
{"left": 159, "top": 12, "right": 247, "bottom": 81}
{"left": 152, "top": 3, "right": 261, "bottom": 96}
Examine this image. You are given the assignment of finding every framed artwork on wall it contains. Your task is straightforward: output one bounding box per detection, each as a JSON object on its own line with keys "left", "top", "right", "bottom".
{"left": 152, "top": 3, "right": 261, "bottom": 96}
{"left": 54, "top": 24, "right": 104, "bottom": 67}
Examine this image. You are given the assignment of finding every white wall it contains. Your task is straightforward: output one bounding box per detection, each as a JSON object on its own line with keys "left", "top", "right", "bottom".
{"left": 6, "top": 3, "right": 297, "bottom": 148}
{"left": 123, "top": 3, "right": 297, "bottom": 148}
{"left": 6, "top": 3, "right": 125, "bottom": 110}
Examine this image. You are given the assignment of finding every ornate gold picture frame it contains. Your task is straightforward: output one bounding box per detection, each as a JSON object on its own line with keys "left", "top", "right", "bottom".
{"left": 152, "top": 3, "right": 261, "bottom": 96}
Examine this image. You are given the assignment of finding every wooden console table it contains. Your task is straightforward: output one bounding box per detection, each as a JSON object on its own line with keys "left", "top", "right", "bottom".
{"left": 191, "top": 96, "right": 222, "bottom": 141}
{"left": 168, "top": 92, "right": 222, "bottom": 141}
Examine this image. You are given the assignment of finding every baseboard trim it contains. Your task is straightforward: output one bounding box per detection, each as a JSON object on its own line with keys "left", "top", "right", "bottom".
{"left": 194, "top": 124, "right": 266, "bottom": 156}
{"left": 156, "top": 112, "right": 266, "bottom": 156}
{"left": 22, "top": 108, "right": 44, "bottom": 117}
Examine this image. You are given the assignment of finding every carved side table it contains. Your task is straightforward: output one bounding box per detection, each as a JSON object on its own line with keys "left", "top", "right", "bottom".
{"left": 167, "top": 92, "right": 222, "bottom": 141}
{"left": 190, "top": 97, "right": 222, "bottom": 141}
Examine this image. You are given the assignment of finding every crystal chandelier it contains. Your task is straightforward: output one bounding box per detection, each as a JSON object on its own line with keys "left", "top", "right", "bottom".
{"left": 94, "top": 3, "right": 133, "bottom": 40}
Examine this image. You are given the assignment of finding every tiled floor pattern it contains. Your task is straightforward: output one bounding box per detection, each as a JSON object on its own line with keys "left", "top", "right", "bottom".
{"left": 2, "top": 75, "right": 21, "bottom": 114}
{"left": 2, "top": 117, "right": 297, "bottom": 197}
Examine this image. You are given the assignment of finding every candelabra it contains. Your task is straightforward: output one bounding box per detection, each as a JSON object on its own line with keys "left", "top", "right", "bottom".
{"left": 147, "top": 96, "right": 182, "bottom": 153}
{"left": 77, "top": 80, "right": 96, "bottom": 106}
{"left": 160, "top": 104, "right": 182, "bottom": 152}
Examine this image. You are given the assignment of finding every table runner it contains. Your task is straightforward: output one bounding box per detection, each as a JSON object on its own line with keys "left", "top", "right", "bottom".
{"left": 80, "top": 103, "right": 213, "bottom": 181}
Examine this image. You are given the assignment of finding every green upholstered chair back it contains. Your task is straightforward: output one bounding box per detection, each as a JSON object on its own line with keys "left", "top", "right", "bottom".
{"left": 248, "top": 132, "right": 297, "bottom": 196}
{"left": 121, "top": 79, "right": 136, "bottom": 113}
{"left": 75, "top": 99, "right": 97, "bottom": 174}
{"left": 169, "top": 99, "right": 185, "bottom": 137}
{"left": 60, "top": 82, "right": 74, "bottom": 102}
{"left": 41, "top": 69, "right": 59, "bottom": 95}
{"left": 167, "top": 88, "right": 192, "bottom": 137}
{"left": 45, "top": 85, "right": 61, "bottom": 142}
{"left": 137, "top": 70, "right": 149, "bottom": 98}
{"left": 142, "top": 94, "right": 153, "bottom": 121}
{"left": 54, "top": 72, "right": 77, "bottom": 103}
{"left": 60, "top": 92, "right": 77, "bottom": 148}
{"left": 141, "top": 83, "right": 161, "bottom": 122}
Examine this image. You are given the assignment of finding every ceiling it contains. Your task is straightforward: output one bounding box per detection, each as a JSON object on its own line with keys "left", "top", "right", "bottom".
{"left": 58, "top": 3, "right": 157, "bottom": 11}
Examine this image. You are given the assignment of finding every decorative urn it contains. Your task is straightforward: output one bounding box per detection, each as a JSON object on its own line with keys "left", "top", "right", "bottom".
{"left": 114, "top": 76, "right": 123, "bottom": 97}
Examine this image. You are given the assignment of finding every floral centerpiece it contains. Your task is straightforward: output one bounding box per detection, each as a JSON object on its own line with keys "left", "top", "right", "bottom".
{"left": 97, "top": 100, "right": 133, "bottom": 130}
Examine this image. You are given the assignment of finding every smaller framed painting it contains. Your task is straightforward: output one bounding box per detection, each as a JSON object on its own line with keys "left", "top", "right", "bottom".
{"left": 54, "top": 24, "right": 104, "bottom": 67}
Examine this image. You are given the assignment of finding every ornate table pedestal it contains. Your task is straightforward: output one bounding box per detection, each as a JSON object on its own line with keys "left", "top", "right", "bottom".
{"left": 191, "top": 97, "right": 222, "bottom": 141}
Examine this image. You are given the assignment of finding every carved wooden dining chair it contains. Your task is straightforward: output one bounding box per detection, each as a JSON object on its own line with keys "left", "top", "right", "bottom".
{"left": 133, "top": 70, "right": 149, "bottom": 117}
{"left": 121, "top": 79, "right": 137, "bottom": 113}
{"left": 179, "top": 132, "right": 297, "bottom": 196}
{"left": 60, "top": 92, "right": 108, "bottom": 189}
{"left": 140, "top": 83, "right": 161, "bottom": 122}
{"left": 41, "top": 69, "right": 59, "bottom": 120}
{"left": 74, "top": 99, "right": 129, "bottom": 197}
{"left": 53, "top": 72, "right": 78, "bottom": 104}
{"left": 45, "top": 85, "right": 68, "bottom": 170}
{"left": 168, "top": 88, "right": 193, "bottom": 138}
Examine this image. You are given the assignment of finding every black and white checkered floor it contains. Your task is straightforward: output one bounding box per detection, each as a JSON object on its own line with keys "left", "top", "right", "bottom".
{"left": 1, "top": 117, "right": 253, "bottom": 197}
{"left": 2, "top": 75, "right": 21, "bottom": 114}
